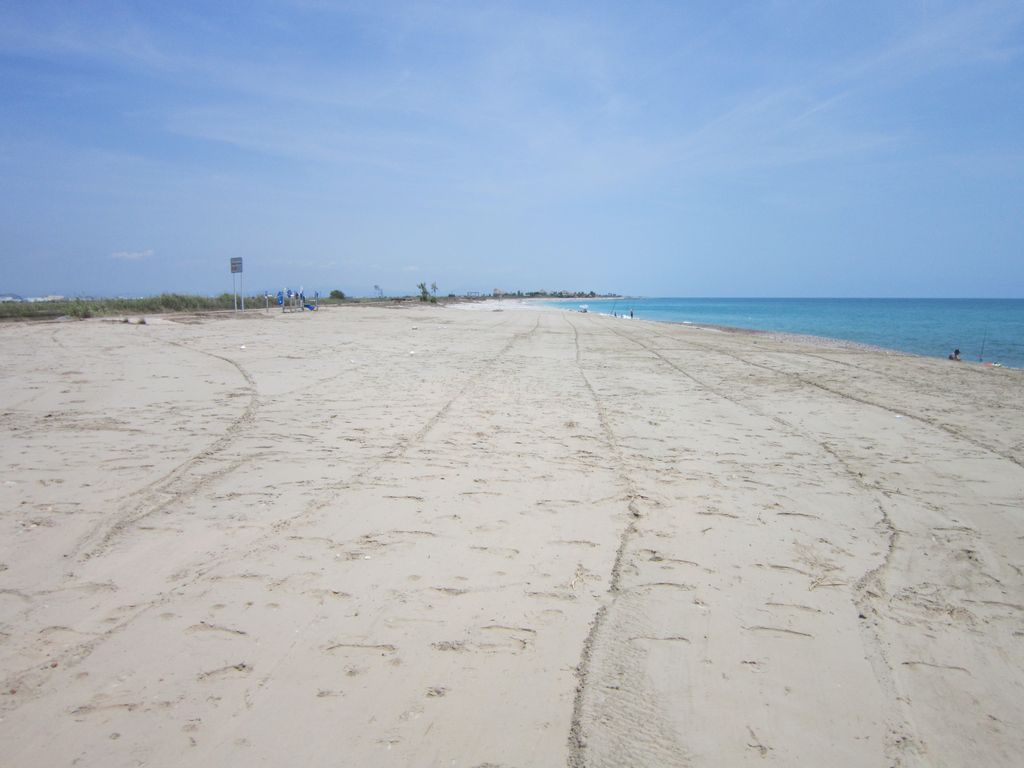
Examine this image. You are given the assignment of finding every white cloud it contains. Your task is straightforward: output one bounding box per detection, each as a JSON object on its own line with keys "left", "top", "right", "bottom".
{"left": 111, "top": 249, "right": 154, "bottom": 261}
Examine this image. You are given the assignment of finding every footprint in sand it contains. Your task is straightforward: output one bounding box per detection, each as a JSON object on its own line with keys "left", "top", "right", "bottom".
{"left": 433, "top": 626, "right": 536, "bottom": 654}
{"left": 470, "top": 545, "right": 519, "bottom": 558}
{"left": 196, "top": 662, "right": 252, "bottom": 681}
{"left": 526, "top": 590, "right": 577, "bottom": 602}
{"left": 323, "top": 641, "right": 397, "bottom": 656}
{"left": 186, "top": 621, "right": 247, "bottom": 637}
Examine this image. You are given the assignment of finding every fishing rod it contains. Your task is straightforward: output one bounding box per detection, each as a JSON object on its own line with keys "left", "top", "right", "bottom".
{"left": 979, "top": 329, "right": 987, "bottom": 362}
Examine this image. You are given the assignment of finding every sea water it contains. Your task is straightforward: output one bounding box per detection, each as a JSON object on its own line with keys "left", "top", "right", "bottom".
{"left": 546, "top": 298, "right": 1024, "bottom": 369}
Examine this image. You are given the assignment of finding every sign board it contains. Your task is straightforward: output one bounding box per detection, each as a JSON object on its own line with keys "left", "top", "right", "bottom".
{"left": 230, "top": 257, "right": 243, "bottom": 274}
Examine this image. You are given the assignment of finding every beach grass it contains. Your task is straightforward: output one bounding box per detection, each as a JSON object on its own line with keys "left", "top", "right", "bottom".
{"left": 0, "top": 293, "right": 263, "bottom": 320}
{"left": 0, "top": 292, "right": 475, "bottom": 321}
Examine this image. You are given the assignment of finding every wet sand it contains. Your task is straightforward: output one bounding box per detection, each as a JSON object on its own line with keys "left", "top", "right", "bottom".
{"left": 1, "top": 303, "right": 1022, "bottom": 767}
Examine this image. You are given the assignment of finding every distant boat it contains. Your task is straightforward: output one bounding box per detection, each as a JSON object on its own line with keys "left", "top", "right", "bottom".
{"left": 578, "top": 304, "right": 588, "bottom": 313}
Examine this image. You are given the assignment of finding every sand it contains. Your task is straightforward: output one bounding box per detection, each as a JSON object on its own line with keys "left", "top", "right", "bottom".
{"left": 1, "top": 302, "right": 1022, "bottom": 767}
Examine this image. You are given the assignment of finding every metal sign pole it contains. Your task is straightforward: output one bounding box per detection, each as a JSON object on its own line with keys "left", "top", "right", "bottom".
{"left": 229, "top": 257, "right": 244, "bottom": 312}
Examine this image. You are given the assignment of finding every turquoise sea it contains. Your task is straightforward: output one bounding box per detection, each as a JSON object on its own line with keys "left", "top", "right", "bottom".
{"left": 546, "top": 298, "right": 1024, "bottom": 369}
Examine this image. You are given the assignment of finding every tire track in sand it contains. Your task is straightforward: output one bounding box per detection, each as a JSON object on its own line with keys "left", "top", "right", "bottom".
{"left": 71, "top": 339, "right": 260, "bottom": 560}
{"left": 2, "top": 334, "right": 264, "bottom": 710}
{"left": 3, "top": 315, "right": 543, "bottom": 713}
{"left": 563, "top": 315, "right": 690, "bottom": 768}
{"left": 606, "top": 322, "right": 924, "bottom": 765}
{"left": 645, "top": 325, "right": 1024, "bottom": 471}
{"left": 261, "top": 312, "right": 544, "bottom": 539}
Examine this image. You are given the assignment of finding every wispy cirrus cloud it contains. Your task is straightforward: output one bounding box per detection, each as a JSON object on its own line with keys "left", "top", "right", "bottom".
{"left": 111, "top": 249, "right": 154, "bottom": 261}
{"left": 3, "top": 1, "right": 1022, "bottom": 298}
{"left": 13, "top": 0, "right": 1015, "bottom": 194}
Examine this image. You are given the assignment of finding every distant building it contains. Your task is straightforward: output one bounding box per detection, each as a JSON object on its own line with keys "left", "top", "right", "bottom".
{"left": 0, "top": 294, "right": 24, "bottom": 302}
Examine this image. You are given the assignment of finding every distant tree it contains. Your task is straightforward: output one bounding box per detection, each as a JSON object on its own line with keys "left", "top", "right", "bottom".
{"left": 417, "top": 282, "right": 429, "bottom": 301}
{"left": 430, "top": 282, "right": 437, "bottom": 297}
{"left": 373, "top": 284, "right": 383, "bottom": 298}
{"left": 329, "top": 289, "right": 345, "bottom": 300}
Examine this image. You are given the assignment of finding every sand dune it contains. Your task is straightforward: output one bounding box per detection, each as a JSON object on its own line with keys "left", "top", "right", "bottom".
{"left": 1, "top": 304, "right": 1022, "bottom": 767}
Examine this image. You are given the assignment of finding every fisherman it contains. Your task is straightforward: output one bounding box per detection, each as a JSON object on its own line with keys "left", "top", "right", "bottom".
{"left": 948, "top": 348, "right": 961, "bottom": 361}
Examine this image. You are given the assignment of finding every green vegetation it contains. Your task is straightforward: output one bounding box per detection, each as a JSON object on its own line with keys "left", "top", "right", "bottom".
{"left": 414, "top": 281, "right": 439, "bottom": 303}
{"left": 0, "top": 286, "right": 621, "bottom": 321}
{"left": 0, "top": 293, "right": 246, "bottom": 321}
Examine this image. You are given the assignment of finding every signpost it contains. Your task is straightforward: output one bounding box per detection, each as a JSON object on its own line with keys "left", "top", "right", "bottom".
{"left": 230, "top": 257, "right": 244, "bottom": 312}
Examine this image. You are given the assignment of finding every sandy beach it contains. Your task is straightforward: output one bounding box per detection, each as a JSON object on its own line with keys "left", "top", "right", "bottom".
{"left": 1, "top": 302, "right": 1022, "bottom": 767}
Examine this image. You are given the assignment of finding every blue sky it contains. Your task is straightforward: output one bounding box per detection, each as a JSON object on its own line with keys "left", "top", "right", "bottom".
{"left": 1, "top": 1, "right": 1022, "bottom": 298}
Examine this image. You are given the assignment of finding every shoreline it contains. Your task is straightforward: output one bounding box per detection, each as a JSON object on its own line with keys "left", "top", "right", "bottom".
{"left": 530, "top": 298, "right": 1022, "bottom": 371}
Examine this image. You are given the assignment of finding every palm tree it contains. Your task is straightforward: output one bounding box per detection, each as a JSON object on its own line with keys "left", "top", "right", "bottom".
{"left": 373, "top": 284, "right": 382, "bottom": 299}
{"left": 417, "top": 282, "right": 429, "bottom": 301}
{"left": 430, "top": 282, "right": 437, "bottom": 297}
